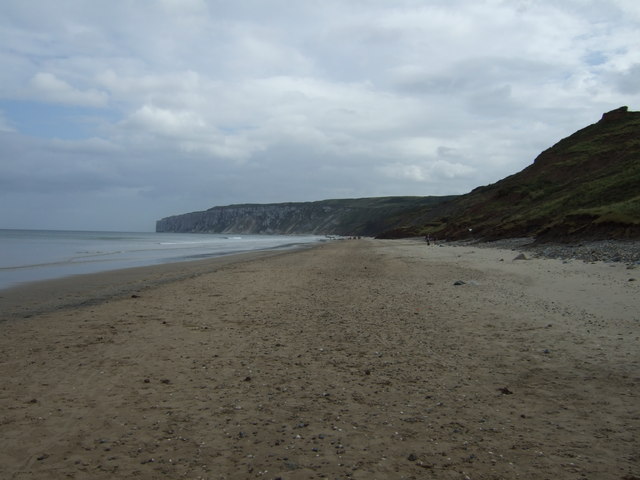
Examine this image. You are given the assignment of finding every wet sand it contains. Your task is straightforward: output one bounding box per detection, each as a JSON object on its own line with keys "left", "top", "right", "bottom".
{"left": 0, "top": 239, "right": 638, "bottom": 479}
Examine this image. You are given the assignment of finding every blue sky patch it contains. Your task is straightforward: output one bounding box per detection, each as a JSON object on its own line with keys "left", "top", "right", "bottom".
{"left": 0, "top": 100, "right": 117, "bottom": 140}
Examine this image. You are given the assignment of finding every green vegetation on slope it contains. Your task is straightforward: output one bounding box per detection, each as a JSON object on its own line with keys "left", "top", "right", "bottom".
{"left": 311, "top": 196, "right": 457, "bottom": 235}
{"left": 378, "top": 106, "right": 640, "bottom": 241}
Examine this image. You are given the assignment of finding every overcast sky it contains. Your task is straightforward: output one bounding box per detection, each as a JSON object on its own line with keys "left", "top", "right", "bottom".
{"left": 1, "top": 0, "right": 639, "bottom": 231}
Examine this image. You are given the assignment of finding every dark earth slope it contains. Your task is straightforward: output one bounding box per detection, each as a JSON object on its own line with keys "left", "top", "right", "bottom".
{"left": 379, "top": 106, "right": 640, "bottom": 241}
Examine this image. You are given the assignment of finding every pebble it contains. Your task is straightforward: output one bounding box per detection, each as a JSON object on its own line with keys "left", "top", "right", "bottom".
{"left": 453, "top": 238, "right": 640, "bottom": 264}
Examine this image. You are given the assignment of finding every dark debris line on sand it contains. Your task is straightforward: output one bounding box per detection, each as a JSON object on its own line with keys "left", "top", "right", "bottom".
{"left": 451, "top": 237, "right": 640, "bottom": 265}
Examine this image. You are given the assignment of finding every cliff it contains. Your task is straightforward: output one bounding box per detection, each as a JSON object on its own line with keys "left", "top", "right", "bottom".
{"left": 156, "top": 197, "right": 455, "bottom": 236}
{"left": 378, "top": 106, "right": 640, "bottom": 241}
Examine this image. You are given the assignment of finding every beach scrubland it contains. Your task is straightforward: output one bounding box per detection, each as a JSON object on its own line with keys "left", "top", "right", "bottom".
{"left": 0, "top": 239, "right": 638, "bottom": 479}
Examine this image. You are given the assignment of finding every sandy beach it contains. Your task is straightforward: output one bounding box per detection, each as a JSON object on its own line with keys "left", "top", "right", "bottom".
{"left": 0, "top": 239, "right": 638, "bottom": 480}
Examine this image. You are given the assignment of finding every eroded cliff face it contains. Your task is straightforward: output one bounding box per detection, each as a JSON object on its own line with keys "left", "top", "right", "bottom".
{"left": 156, "top": 203, "right": 352, "bottom": 235}
{"left": 156, "top": 197, "right": 455, "bottom": 236}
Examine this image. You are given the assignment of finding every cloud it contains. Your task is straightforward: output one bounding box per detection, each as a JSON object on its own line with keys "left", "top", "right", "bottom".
{"left": 379, "top": 161, "right": 474, "bottom": 183}
{"left": 29, "top": 72, "right": 108, "bottom": 107}
{"left": 0, "top": 110, "right": 14, "bottom": 132}
{"left": 615, "top": 64, "right": 640, "bottom": 94}
{"left": 125, "top": 105, "right": 205, "bottom": 136}
{"left": 0, "top": 133, "right": 123, "bottom": 193}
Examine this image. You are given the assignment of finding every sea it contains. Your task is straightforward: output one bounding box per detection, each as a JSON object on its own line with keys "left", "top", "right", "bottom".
{"left": 0, "top": 229, "right": 326, "bottom": 290}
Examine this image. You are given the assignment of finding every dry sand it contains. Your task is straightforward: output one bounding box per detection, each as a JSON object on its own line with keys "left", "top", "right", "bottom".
{"left": 0, "top": 239, "right": 638, "bottom": 480}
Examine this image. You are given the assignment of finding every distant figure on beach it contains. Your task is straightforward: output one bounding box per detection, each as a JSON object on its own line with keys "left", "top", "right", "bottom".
{"left": 425, "top": 235, "right": 432, "bottom": 245}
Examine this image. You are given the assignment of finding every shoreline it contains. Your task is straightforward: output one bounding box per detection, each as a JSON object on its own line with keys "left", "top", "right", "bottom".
{"left": 0, "top": 245, "right": 321, "bottom": 321}
{"left": 0, "top": 230, "right": 327, "bottom": 292}
{"left": 1, "top": 238, "right": 638, "bottom": 479}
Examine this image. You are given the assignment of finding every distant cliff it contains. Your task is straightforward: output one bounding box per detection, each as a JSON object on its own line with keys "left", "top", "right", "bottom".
{"left": 156, "top": 197, "right": 454, "bottom": 236}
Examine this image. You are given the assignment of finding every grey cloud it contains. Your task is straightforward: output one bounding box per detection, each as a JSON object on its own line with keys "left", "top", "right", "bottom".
{"left": 467, "top": 85, "right": 519, "bottom": 117}
{"left": 615, "top": 64, "right": 640, "bottom": 94}
{"left": 0, "top": 133, "right": 127, "bottom": 193}
{"left": 390, "top": 57, "right": 560, "bottom": 96}
{"left": 29, "top": 72, "right": 108, "bottom": 107}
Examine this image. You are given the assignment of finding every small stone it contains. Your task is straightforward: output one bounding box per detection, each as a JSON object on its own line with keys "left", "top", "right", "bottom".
{"left": 131, "top": 294, "right": 140, "bottom": 298}
{"left": 498, "top": 386, "right": 513, "bottom": 395}
{"left": 160, "top": 379, "right": 171, "bottom": 384}
{"left": 513, "top": 253, "right": 527, "bottom": 261}
{"left": 453, "top": 280, "right": 466, "bottom": 286}
{"left": 407, "top": 453, "right": 418, "bottom": 461}
{"left": 629, "top": 278, "right": 636, "bottom": 282}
